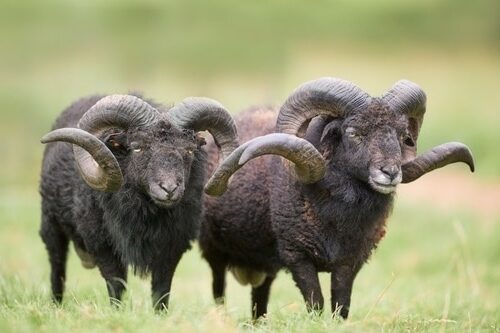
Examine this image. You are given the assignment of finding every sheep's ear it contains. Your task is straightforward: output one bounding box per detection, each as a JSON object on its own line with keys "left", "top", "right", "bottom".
{"left": 320, "top": 120, "right": 342, "bottom": 144}
{"left": 104, "top": 132, "right": 128, "bottom": 153}
{"left": 195, "top": 133, "right": 207, "bottom": 147}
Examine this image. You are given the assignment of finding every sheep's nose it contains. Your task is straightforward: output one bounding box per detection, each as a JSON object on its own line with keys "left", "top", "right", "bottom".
{"left": 159, "top": 182, "right": 179, "bottom": 197}
{"left": 381, "top": 165, "right": 400, "bottom": 181}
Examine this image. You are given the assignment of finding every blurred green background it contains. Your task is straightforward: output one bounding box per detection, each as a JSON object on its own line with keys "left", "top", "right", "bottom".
{"left": 1, "top": 0, "right": 499, "bottom": 332}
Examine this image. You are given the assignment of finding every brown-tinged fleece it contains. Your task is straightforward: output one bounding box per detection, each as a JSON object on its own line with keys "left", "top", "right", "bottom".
{"left": 200, "top": 78, "right": 474, "bottom": 319}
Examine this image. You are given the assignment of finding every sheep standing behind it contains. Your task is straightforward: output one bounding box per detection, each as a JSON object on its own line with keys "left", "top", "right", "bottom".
{"left": 201, "top": 78, "right": 475, "bottom": 319}
{"left": 40, "top": 94, "right": 238, "bottom": 310}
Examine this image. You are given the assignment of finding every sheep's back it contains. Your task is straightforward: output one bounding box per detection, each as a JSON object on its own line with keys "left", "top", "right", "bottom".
{"left": 201, "top": 106, "right": 281, "bottom": 272}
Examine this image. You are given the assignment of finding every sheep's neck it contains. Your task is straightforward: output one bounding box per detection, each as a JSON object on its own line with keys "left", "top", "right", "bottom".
{"left": 300, "top": 169, "right": 393, "bottom": 264}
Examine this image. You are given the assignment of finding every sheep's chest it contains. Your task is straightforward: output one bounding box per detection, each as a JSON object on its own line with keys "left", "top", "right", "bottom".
{"left": 289, "top": 196, "right": 388, "bottom": 271}
{"left": 102, "top": 197, "right": 198, "bottom": 274}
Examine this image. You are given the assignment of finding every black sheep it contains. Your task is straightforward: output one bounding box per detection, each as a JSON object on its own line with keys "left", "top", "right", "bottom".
{"left": 201, "top": 78, "right": 475, "bottom": 319}
{"left": 39, "top": 94, "right": 238, "bottom": 310}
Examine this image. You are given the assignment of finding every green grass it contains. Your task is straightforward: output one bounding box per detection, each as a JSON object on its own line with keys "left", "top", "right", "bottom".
{"left": 0, "top": 0, "right": 499, "bottom": 188}
{"left": 1, "top": 1, "right": 499, "bottom": 331}
{"left": 0, "top": 190, "right": 498, "bottom": 332}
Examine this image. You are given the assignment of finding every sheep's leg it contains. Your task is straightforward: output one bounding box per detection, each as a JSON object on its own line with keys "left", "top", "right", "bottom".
{"left": 330, "top": 264, "right": 360, "bottom": 319}
{"left": 208, "top": 259, "right": 227, "bottom": 304}
{"left": 151, "top": 254, "right": 183, "bottom": 312}
{"left": 251, "top": 275, "right": 276, "bottom": 319}
{"left": 95, "top": 250, "right": 127, "bottom": 307}
{"left": 288, "top": 261, "right": 324, "bottom": 312}
{"left": 40, "top": 219, "right": 69, "bottom": 304}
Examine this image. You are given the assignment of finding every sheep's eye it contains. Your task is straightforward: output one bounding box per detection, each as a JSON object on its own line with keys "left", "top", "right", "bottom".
{"left": 346, "top": 128, "right": 356, "bottom": 136}
{"left": 346, "top": 127, "right": 360, "bottom": 140}
{"left": 130, "top": 142, "right": 142, "bottom": 153}
{"left": 186, "top": 148, "right": 193, "bottom": 155}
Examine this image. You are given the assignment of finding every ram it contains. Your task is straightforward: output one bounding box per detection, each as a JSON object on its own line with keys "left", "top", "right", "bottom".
{"left": 201, "top": 78, "right": 474, "bottom": 319}
{"left": 39, "top": 94, "right": 237, "bottom": 310}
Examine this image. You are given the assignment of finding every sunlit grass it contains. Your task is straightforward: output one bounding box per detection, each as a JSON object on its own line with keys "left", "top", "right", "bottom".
{"left": 0, "top": 190, "right": 498, "bottom": 332}
{"left": 0, "top": 1, "right": 499, "bottom": 331}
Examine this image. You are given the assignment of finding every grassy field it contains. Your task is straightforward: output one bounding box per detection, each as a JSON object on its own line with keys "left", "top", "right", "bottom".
{"left": 1, "top": 0, "right": 499, "bottom": 188}
{"left": 1, "top": 0, "right": 499, "bottom": 332}
{"left": 0, "top": 189, "right": 498, "bottom": 332}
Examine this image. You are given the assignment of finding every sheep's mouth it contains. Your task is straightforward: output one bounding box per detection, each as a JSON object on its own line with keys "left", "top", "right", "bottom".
{"left": 148, "top": 183, "right": 184, "bottom": 208}
{"left": 368, "top": 167, "right": 402, "bottom": 194}
{"left": 151, "top": 196, "right": 181, "bottom": 208}
{"left": 149, "top": 191, "right": 182, "bottom": 208}
{"left": 369, "top": 180, "right": 398, "bottom": 194}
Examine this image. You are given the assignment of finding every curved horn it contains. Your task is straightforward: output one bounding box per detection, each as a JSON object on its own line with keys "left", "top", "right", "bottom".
{"left": 383, "top": 80, "right": 426, "bottom": 162}
{"left": 402, "top": 142, "right": 475, "bottom": 183}
{"left": 42, "top": 95, "right": 160, "bottom": 191}
{"left": 205, "top": 133, "right": 326, "bottom": 196}
{"left": 41, "top": 128, "right": 123, "bottom": 191}
{"left": 303, "top": 116, "right": 330, "bottom": 147}
{"left": 166, "top": 97, "right": 239, "bottom": 163}
{"left": 78, "top": 94, "right": 160, "bottom": 134}
{"left": 277, "top": 77, "right": 370, "bottom": 136}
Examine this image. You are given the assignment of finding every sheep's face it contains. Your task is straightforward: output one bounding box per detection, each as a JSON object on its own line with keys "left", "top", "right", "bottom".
{"left": 321, "top": 99, "right": 414, "bottom": 194}
{"left": 105, "top": 119, "right": 206, "bottom": 208}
